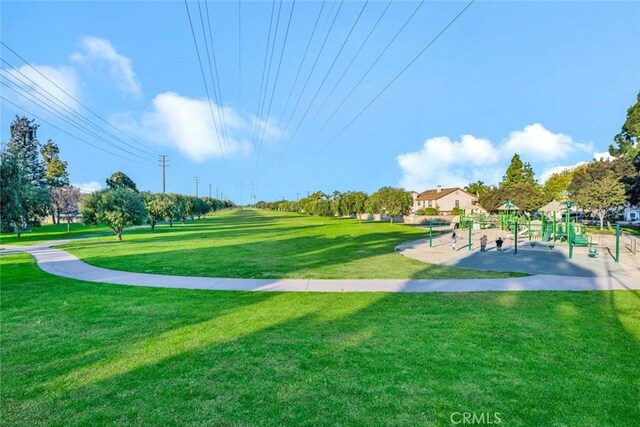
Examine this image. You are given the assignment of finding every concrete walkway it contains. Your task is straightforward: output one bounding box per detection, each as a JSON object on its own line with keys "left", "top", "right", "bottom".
{"left": 2, "top": 242, "right": 639, "bottom": 293}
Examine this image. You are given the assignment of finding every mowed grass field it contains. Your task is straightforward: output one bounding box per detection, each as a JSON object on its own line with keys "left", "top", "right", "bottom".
{"left": 1, "top": 253, "right": 639, "bottom": 425}
{"left": 55, "top": 209, "right": 522, "bottom": 279}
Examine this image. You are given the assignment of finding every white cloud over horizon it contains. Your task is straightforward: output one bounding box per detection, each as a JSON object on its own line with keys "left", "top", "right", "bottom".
{"left": 1, "top": 64, "right": 81, "bottom": 112}
{"left": 397, "top": 123, "right": 600, "bottom": 191}
{"left": 72, "top": 180, "right": 102, "bottom": 194}
{"left": 112, "top": 92, "right": 285, "bottom": 162}
{"left": 71, "top": 36, "right": 142, "bottom": 97}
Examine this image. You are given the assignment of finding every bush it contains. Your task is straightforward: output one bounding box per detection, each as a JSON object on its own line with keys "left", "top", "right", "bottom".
{"left": 451, "top": 207, "right": 461, "bottom": 216}
{"left": 417, "top": 207, "right": 439, "bottom": 215}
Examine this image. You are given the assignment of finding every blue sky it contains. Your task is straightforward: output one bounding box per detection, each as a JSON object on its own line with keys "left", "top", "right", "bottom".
{"left": 1, "top": 0, "right": 639, "bottom": 202}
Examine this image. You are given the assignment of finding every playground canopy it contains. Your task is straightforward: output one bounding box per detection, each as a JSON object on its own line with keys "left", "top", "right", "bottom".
{"left": 497, "top": 201, "right": 520, "bottom": 211}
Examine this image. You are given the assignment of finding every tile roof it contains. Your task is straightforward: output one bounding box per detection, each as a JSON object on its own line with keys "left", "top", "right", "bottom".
{"left": 416, "top": 187, "right": 460, "bottom": 201}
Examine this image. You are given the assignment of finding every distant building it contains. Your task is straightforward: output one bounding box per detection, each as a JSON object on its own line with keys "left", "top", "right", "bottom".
{"left": 412, "top": 185, "right": 479, "bottom": 215}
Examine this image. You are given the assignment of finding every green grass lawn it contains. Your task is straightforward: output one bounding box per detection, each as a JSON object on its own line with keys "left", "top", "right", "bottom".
{"left": 2, "top": 253, "right": 639, "bottom": 425}
{"left": 0, "top": 222, "right": 111, "bottom": 246}
{"left": 56, "top": 209, "right": 522, "bottom": 279}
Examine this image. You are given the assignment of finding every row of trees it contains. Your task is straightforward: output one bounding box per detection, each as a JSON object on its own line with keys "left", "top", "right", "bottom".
{"left": 0, "top": 117, "right": 80, "bottom": 236}
{"left": 80, "top": 172, "right": 233, "bottom": 240}
{"left": 257, "top": 187, "right": 413, "bottom": 224}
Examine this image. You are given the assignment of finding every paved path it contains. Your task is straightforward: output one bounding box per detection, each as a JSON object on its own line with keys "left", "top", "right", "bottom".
{"left": 2, "top": 243, "right": 639, "bottom": 293}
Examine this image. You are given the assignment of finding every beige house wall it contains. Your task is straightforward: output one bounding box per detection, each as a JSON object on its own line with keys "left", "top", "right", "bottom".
{"left": 414, "top": 189, "right": 477, "bottom": 214}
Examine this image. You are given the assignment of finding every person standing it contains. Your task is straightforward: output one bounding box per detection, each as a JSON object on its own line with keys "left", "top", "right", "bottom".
{"left": 496, "top": 237, "right": 503, "bottom": 251}
{"left": 451, "top": 232, "right": 457, "bottom": 251}
{"left": 480, "top": 235, "right": 488, "bottom": 252}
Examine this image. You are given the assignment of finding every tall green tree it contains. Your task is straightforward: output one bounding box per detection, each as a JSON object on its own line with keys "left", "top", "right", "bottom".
{"left": 106, "top": 171, "right": 138, "bottom": 192}
{"left": 609, "top": 91, "right": 640, "bottom": 158}
{"left": 40, "top": 140, "right": 69, "bottom": 187}
{"left": 501, "top": 154, "right": 536, "bottom": 187}
{"left": 143, "top": 193, "right": 172, "bottom": 231}
{"left": 8, "top": 116, "right": 45, "bottom": 186}
{"left": 80, "top": 187, "right": 146, "bottom": 241}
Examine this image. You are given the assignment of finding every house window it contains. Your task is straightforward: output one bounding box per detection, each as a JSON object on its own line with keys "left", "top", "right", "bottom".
{"left": 428, "top": 200, "right": 433, "bottom": 208}
{"left": 455, "top": 200, "right": 459, "bottom": 207}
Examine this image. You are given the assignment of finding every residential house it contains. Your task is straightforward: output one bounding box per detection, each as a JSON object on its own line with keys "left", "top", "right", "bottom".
{"left": 412, "top": 185, "right": 479, "bottom": 215}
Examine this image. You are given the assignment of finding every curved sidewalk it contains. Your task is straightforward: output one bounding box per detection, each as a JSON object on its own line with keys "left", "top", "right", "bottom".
{"left": 2, "top": 243, "right": 639, "bottom": 293}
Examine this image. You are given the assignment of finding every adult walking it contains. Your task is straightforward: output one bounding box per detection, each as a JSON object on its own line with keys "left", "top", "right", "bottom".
{"left": 480, "top": 235, "right": 488, "bottom": 252}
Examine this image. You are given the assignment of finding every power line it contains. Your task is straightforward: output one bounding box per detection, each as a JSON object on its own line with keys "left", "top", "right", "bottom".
{"left": 310, "top": 1, "right": 393, "bottom": 124}
{"left": 255, "top": 0, "right": 297, "bottom": 161}
{"left": 202, "top": 0, "right": 230, "bottom": 145}
{"left": 1, "top": 78, "right": 150, "bottom": 161}
{"left": 0, "top": 41, "right": 158, "bottom": 156}
{"left": 251, "top": 0, "right": 278, "bottom": 143}
{"left": 275, "top": 1, "right": 326, "bottom": 129}
{"left": 1, "top": 95, "right": 153, "bottom": 165}
{"left": 316, "top": 0, "right": 425, "bottom": 137}
{"left": 278, "top": 0, "right": 344, "bottom": 143}
{"left": 253, "top": 0, "right": 284, "bottom": 146}
{"left": 282, "top": 0, "right": 370, "bottom": 150}
{"left": 325, "top": 0, "right": 476, "bottom": 147}
{"left": 184, "top": 0, "right": 226, "bottom": 161}
{"left": 2, "top": 60, "right": 154, "bottom": 157}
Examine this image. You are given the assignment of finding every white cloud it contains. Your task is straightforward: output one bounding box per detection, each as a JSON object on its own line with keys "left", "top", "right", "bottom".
{"left": 397, "top": 134, "right": 499, "bottom": 190}
{"left": 397, "top": 123, "right": 597, "bottom": 191}
{"left": 501, "top": 123, "right": 591, "bottom": 161}
{"left": 71, "top": 36, "right": 141, "bottom": 97}
{"left": 539, "top": 162, "right": 587, "bottom": 183}
{"left": 113, "top": 92, "right": 283, "bottom": 162}
{"left": 72, "top": 180, "right": 102, "bottom": 194}
{"left": 1, "top": 64, "right": 81, "bottom": 111}
{"left": 593, "top": 151, "right": 614, "bottom": 161}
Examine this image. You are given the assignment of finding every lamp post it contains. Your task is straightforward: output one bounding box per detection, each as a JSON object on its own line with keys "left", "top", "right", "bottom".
{"left": 561, "top": 201, "right": 574, "bottom": 259}
{"left": 429, "top": 220, "right": 433, "bottom": 247}
{"left": 468, "top": 221, "right": 472, "bottom": 251}
{"left": 514, "top": 219, "right": 519, "bottom": 255}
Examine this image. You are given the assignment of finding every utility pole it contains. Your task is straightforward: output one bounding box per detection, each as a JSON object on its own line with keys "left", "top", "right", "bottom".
{"left": 216, "top": 187, "right": 219, "bottom": 199}
{"left": 209, "top": 184, "right": 212, "bottom": 198}
{"left": 195, "top": 176, "right": 200, "bottom": 197}
{"left": 159, "top": 155, "right": 168, "bottom": 193}
{"left": 296, "top": 192, "right": 300, "bottom": 201}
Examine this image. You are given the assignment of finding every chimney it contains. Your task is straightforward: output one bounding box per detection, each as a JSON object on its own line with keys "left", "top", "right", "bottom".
{"left": 436, "top": 185, "right": 442, "bottom": 193}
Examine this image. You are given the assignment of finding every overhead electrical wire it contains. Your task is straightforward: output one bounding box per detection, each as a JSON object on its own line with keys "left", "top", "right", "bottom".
{"left": 0, "top": 41, "right": 158, "bottom": 156}
{"left": 325, "top": 0, "right": 476, "bottom": 148}
{"left": 1, "top": 96, "right": 154, "bottom": 165}
{"left": 278, "top": 0, "right": 344, "bottom": 143}
{"left": 282, "top": 0, "right": 370, "bottom": 150}
{"left": 255, "top": 0, "right": 296, "bottom": 161}
{"left": 202, "top": 0, "right": 230, "bottom": 145}
{"left": 184, "top": 0, "right": 226, "bottom": 161}
{"left": 310, "top": 1, "right": 392, "bottom": 124}
{"left": 251, "top": 0, "right": 277, "bottom": 142}
{"left": 316, "top": 0, "right": 425, "bottom": 136}
{"left": 253, "top": 0, "right": 284, "bottom": 146}
{"left": 275, "top": 1, "right": 326, "bottom": 128}
{"left": 1, "top": 59, "right": 154, "bottom": 158}
{"left": 1, "top": 78, "right": 150, "bottom": 162}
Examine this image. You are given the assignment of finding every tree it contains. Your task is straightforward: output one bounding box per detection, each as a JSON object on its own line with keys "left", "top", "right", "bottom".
{"left": 573, "top": 173, "right": 627, "bottom": 230}
{"left": 543, "top": 169, "right": 574, "bottom": 201}
{"left": 464, "top": 180, "right": 489, "bottom": 198}
{"left": 501, "top": 154, "right": 536, "bottom": 187}
{"left": 106, "top": 171, "right": 138, "bottom": 192}
{"left": 609, "top": 91, "right": 640, "bottom": 158}
{"left": 341, "top": 191, "right": 368, "bottom": 220}
{"left": 40, "top": 140, "right": 69, "bottom": 187}
{"left": 502, "top": 182, "right": 547, "bottom": 213}
{"left": 365, "top": 194, "right": 381, "bottom": 215}
{"left": 478, "top": 186, "right": 506, "bottom": 212}
{"left": 143, "top": 193, "right": 172, "bottom": 231}
{"left": 80, "top": 188, "right": 146, "bottom": 240}
{"left": 311, "top": 199, "right": 333, "bottom": 217}
{"left": 371, "top": 187, "right": 412, "bottom": 223}
{"left": 52, "top": 186, "right": 81, "bottom": 232}
{"left": 8, "top": 116, "right": 45, "bottom": 186}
